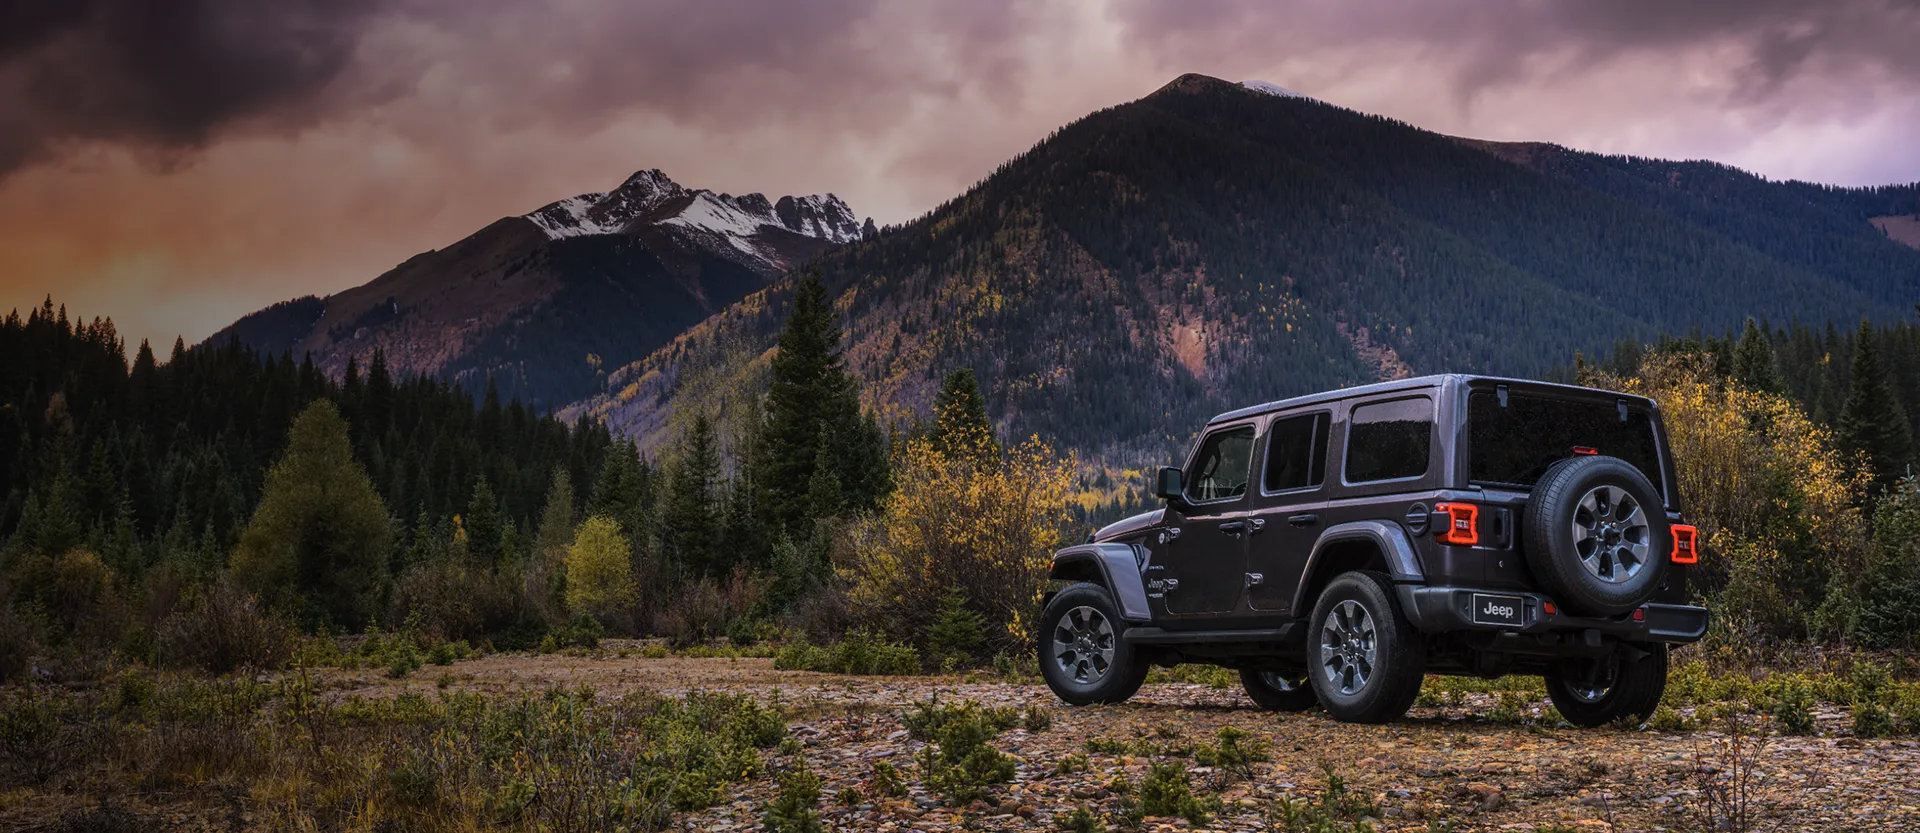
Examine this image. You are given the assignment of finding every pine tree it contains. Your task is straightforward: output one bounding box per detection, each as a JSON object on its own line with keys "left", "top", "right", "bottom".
{"left": 662, "top": 413, "right": 723, "bottom": 576}
{"left": 1731, "top": 318, "right": 1782, "bottom": 394}
{"left": 465, "top": 475, "right": 504, "bottom": 569}
{"left": 230, "top": 400, "right": 393, "bottom": 628}
{"left": 590, "top": 441, "right": 653, "bottom": 548}
{"left": 929, "top": 368, "right": 998, "bottom": 463}
{"left": 1837, "top": 321, "right": 1916, "bottom": 493}
{"left": 535, "top": 467, "right": 576, "bottom": 565}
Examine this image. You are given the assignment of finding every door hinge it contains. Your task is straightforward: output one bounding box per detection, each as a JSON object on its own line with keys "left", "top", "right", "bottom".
{"left": 1245, "top": 573, "right": 1264, "bottom": 587}
{"left": 1162, "top": 578, "right": 1180, "bottom": 591}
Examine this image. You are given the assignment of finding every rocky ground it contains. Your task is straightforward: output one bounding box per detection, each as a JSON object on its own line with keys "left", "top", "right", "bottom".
{"left": 317, "top": 652, "right": 1920, "bottom": 832}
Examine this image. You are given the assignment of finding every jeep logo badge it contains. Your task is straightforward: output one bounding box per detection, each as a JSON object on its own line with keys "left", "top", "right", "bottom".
{"left": 1470, "top": 593, "right": 1525, "bottom": 626}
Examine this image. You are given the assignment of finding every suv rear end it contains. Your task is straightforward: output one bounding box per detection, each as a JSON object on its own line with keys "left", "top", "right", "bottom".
{"left": 1400, "top": 377, "right": 1706, "bottom": 677}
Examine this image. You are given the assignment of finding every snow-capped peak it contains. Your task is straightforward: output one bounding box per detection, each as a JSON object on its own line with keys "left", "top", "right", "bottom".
{"left": 1241, "top": 80, "right": 1315, "bottom": 101}
{"left": 521, "top": 170, "right": 865, "bottom": 255}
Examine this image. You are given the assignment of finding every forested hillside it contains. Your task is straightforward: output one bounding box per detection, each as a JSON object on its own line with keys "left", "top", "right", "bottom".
{"left": 576, "top": 74, "right": 1920, "bottom": 471}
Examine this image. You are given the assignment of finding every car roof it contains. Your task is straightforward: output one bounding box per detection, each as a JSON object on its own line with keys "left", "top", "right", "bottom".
{"left": 1205, "top": 374, "right": 1651, "bottom": 426}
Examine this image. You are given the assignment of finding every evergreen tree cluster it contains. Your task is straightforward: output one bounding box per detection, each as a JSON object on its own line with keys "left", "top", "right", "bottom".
{"left": 0, "top": 298, "right": 615, "bottom": 625}
{"left": 1572, "top": 316, "right": 1920, "bottom": 493}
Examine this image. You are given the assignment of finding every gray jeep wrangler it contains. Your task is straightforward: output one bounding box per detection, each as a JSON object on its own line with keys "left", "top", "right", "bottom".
{"left": 1039, "top": 375, "right": 1707, "bottom": 726}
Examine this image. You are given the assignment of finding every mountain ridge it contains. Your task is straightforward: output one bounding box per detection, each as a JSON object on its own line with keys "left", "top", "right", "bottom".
{"left": 208, "top": 169, "right": 869, "bottom": 408}
{"left": 567, "top": 73, "right": 1920, "bottom": 464}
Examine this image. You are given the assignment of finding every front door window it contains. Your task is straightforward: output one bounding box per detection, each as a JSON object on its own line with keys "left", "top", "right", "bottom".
{"left": 1186, "top": 426, "right": 1255, "bottom": 503}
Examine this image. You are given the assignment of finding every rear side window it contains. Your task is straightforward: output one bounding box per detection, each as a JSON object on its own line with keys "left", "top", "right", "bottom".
{"left": 1345, "top": 396, "right": 1433, "bottom": 483}
{"left": 1264, "top": 412, "right": 1329, "bottom": 492}
{"left": 1187, "top": 425, "right": 1256, "bottom": 502}
{"left": 1468, "top": 390, "right": 1664, "bottom": 493}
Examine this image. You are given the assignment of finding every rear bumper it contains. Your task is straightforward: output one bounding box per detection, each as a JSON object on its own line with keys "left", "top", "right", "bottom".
{"left": 1399, "top": 585, "right": 1709, "bottom": 644}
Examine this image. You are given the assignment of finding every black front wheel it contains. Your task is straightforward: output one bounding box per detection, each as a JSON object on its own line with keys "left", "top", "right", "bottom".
{"left": 1038, "top": 583, "right": 1150, "bottom": 705}
{"left": 1240, "top": 668, "right": 1317, "bottom": 712}
{"left": 1545, "top": 645, "right": 1668, "bottom": 728}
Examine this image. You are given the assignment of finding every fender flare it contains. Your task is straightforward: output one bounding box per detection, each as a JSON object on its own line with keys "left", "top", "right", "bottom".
{"left": 1048, "top": 543, "right": 1154, "bottom": 622}
{"left": 1289, "top": 520, "right": 1426, "bottom": 614}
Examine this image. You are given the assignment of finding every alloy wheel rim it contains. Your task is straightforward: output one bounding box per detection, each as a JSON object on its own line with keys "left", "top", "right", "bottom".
{"left": 1319, "top": 600, "right": 1377, "bottom": 695}
{"left": 1052, "top": 605, "right": 1115, "bottom": 685}
{"left": 1571, "top": 484, "right": 1651, "bottom": 584}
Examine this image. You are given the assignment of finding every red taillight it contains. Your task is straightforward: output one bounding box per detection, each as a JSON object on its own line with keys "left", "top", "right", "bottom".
{"left": 1572, "top": 446, "right": 1599, "bottom": 456}
{"left": 1632, "top": 608, "right": 1645, "bottom": 621}
{"left": 1434, "top": 502, "right": 1480, "bottom": 546}
{"left": 1542, "top": 601, "right": 1557, "bottom": 615}
{"left": 1670, "top": 524, "right": 1699, "bottom": 564}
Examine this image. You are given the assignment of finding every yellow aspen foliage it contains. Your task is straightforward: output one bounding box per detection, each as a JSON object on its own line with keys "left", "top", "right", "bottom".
{"left": 1581, "top": 353, "right": 1866, "bottom": 631}
{"left": 841, "top": 416, "right": 1077, "bottom": 651}
{"left": 565, "top": 515, "right": 639, "bottom": 623}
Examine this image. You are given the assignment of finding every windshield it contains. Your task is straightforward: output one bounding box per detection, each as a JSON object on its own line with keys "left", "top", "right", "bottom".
{"left": 1467, "top": 390, "right": 1663, "bottom": 496}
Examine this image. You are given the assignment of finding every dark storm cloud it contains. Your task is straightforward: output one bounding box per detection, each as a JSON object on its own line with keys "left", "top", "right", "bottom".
{"left": 0, "top": 0, "right": 391, "bottom": 173}
{"left": 0, "top": 0, "right": 1038, "bottom": 176}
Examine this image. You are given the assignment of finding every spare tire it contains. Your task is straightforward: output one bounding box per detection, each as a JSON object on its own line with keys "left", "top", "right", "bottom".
{"left": 1521, "top": 455, "right": 1669, "bottom": 617}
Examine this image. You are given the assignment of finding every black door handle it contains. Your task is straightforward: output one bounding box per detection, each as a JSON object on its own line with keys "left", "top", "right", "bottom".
{"left": 1287, "top": 513, "right": 1319, "bottom": 526}
{"left": 1218, "top": 520, "right": 1247, "bottom": 535}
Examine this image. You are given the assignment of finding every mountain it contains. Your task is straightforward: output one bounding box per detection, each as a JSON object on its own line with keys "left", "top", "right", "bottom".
{"left": 568, "top": 73, "right": 1920, "bottom": 465}
{"left": 208, "top": 169, "right": 868, "bottom": 408}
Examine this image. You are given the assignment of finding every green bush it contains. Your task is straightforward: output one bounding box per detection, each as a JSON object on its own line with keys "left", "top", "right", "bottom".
{"left": 909, "top": 699, "right": 1017, "bottom": 805}
{"left": 1270, "top": 765, "right": 1376, "bottom": 832}
{"left": 1195, "top": 726, "right": 1269, "bottom": 782}
{"left": 1760, "top": 675, "right": 1817, "bottom": 734}
{"left": 775, "top": 631, "right": 921, "bottom": 675}
{"left": 869, "top": 760, "right": 906, "bottom": 798}
{"left": 1138, "top": 762, "right": 1215, "bottom": 824}
{"left": 761, "top": 764, "right": 823, "bottom": 833}
{"left": 925, "top": 591, "right": 986, "bottom": 669}
{"left": 1056, "top": 804, "right": 1106, "bottom": 833}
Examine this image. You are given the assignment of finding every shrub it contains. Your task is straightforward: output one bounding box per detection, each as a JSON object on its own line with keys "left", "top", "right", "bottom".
{"left": 925, "top": 590, "right": 987, "bottom": 668}
{"left": 775, "top": 631, "right": 921, "bottom": 675}
{"left": 870, "top": 761, "right": 906, "bottom": 798}
{"left": 1138, "top": 762, "right": 1214, "bottom": 824}
{"left": 1057, "top": 804, "right": 1106, "bottom": 833}
{"left": 761, "top": 763, "right": 823, "bottom": 833}
{"left": 391, "top": 559, "right": 515, "bottom": 642}
{"left": 909, "top": 699, "right": 1017, "bottom": 805}
{"left": 1855, "top": 477, "right": 1920, "bottom": 648}
{"left": 1759, "top": 675, "right": 1817, "bottom": 735}
{"left": 655, "top": 579, "right": 728, "bottom": 647}
{"left": 156, "top": 582, "right": 295, "bottom": 674}
{"left": 842, "top": 426, "right": 1077, "bottom": 653}
{"left": 0, "top": 597, "right": 44, "bottom": 683}
{"left": 1195, "top": 726, "right": 1269, "bottom": 782}
{"left": 1021, "top": 704, "right": 1053, "bottom": 733}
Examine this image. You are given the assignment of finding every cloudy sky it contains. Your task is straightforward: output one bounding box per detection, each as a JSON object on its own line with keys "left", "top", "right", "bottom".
{"left": 5, "top": 0, "right": 1919, "bottom": 350}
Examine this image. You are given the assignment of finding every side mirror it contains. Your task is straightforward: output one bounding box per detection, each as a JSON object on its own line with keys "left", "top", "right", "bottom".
{"left": 1154, "top": 466, "right": 1184, "bottom": 502}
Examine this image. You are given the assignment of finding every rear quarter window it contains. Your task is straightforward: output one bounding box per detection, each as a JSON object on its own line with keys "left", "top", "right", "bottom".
{"left": 1468, "top": 390, "right": 1664, "bottom": 494}
{"left": 1345, "top": 396, "right": 1433, "bottom": 483}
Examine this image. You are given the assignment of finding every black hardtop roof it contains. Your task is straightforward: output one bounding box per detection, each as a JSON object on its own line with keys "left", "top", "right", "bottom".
{"left": 1205, "top": 374, "right": 1653, "bottom": 426}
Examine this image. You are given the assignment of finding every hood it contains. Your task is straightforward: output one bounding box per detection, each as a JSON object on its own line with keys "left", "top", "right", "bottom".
{"left": 1093, "top": 508, "right": 1164, "bottom": 543}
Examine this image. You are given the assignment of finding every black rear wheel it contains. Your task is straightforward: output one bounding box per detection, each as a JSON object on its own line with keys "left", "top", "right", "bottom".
{"left": 1039, "top": 582, "right": 1150, "bottom": 705}
{"left": 1240, "top": 668, "right": 1317, "bottom": 712}
{"left": 1306, "top": 571, "right": 1426, "bottom": 724}
{"left": 1545, "top": 645, "right": 1668, "bottom": 728}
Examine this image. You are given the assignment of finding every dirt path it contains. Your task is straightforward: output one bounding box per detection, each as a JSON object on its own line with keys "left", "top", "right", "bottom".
{"left": 322, "top": 653, "right": 1920, "bottom": 832}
